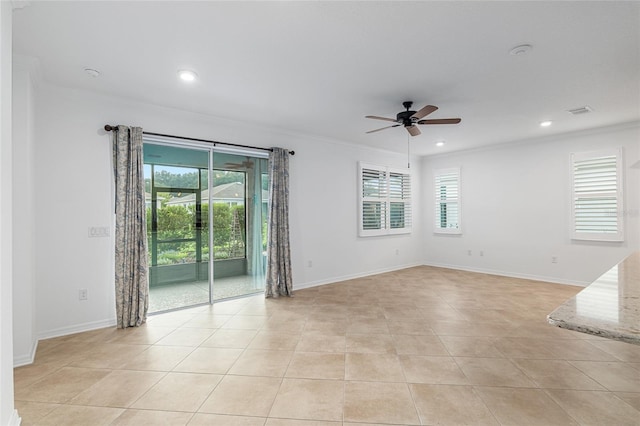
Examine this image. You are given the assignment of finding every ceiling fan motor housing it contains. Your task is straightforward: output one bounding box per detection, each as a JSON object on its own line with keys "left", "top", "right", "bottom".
{"left": 397, "top": 101, "right": 417, "bottom": 126}
{"left": 397, "top": 110, "right": 417, "bottom": 126}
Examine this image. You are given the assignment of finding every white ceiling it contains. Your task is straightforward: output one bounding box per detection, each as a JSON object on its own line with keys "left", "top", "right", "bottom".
{"left": 12, "top": 1, "right": 640, "bottom": 156}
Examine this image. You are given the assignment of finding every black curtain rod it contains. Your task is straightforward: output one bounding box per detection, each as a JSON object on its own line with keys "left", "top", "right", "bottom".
{"left": 104, "top": 125, "right": 294, "bottom": 155}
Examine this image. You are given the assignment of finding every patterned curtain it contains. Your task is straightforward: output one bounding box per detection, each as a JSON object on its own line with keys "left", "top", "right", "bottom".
{"left": 112, "top": 126, "right": 149, "bottom": 327}
{"left": 265, "top": 148, "right": 293, "bottom": 297}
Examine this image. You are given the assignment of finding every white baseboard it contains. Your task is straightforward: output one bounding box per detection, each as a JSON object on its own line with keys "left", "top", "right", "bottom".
{"left": 8, "top": 409, "right": 21, "bottom": 426}
{"left": 11, "top": 318, "right": 117, "bottom": 368}
{"left": 37, "top": 318, "right": 117, "bottom": 341}
{"left": 14, "top": 318, "right": 117, "bottom": 367}
{"left": 293, "top": 262, "right": 424, "bottom": 291}
{"left": 13, "top": 339, "right": 38, "bottom": 368}
{"left": 421, "top": 261, "right": 590, "bottom": 287}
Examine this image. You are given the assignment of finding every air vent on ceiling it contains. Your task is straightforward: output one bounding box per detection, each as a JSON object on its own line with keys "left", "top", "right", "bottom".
{"left": 567, "top": 106, "right": 593, "bottom": 115}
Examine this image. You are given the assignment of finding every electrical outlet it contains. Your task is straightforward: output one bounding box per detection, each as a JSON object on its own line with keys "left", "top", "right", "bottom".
{"left": 395, "top": 249, "right": 399, "bottom": 255}
{"left": 551, "top": 256, "right": 558, "bottom": 264}
{"left": 467, "top": 250, "right": 472, "bottom": 256}
{"left": 307, "top": 260, "right": 313, "bottom": 268}
{"left": 79, "top": 289, "right": 88, "bottom": 300}
{"left": 88, "top": 226, "right": 110, "bottom": 238}
{"left": 480, "top": 250, "right": 484, "bottom": 257}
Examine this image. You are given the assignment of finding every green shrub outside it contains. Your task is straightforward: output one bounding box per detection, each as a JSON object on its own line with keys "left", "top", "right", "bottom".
{"left": 147, "top": 202, "right": 247, "bottom": 265}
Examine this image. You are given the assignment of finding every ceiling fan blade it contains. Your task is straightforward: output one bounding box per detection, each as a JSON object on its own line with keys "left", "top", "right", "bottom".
{"left": 406, "top": 125, "right": 421, "bottom": 136}
{"left": 366, "top": 124, "right": 400, "bottom": 134}
{"left": 365, "top": 115, "right": 398, "bottom": 123}
{"left": 411, "top": 105, "right": 438, "bottom": 120}
{"left": 417, "top": 118, "right": 462, "bottom": 125}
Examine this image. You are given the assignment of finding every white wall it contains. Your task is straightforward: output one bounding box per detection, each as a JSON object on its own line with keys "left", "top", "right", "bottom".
{"left": 23, "top": 80, "right": 423, "bottom": 347}
{"left": 422, "top": 123, "right": 640, "bottom": 285}
{"left": 291, "top": 143, "right": 422, "bottom": 288}
{"left": 0, "top": 1, "right": 18, "bottom": 424}
{"left": 12, "top": 56, "right": 36, "bottom": 367}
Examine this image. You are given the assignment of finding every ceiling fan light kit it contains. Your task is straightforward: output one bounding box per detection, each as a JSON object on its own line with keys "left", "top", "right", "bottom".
{"left": 365, "top": 101, "right": 461, "bottom": 137}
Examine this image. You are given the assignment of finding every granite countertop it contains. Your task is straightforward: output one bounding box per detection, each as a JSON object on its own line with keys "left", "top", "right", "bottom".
{"left": 547, "top": 251, "right": 640, "bottom": 345}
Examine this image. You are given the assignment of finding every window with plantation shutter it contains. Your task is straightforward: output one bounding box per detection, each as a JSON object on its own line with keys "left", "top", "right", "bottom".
{"left": 571, "top": 148, "right": 624, "bottom": 241}
{"left": 358, "top": 162, "right": 411, "bottom": 237}
{"left": 434, "top": 168, "right": 461, "bottom": 234}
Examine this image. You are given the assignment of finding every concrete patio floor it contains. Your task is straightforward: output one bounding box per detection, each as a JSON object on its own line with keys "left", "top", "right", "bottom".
{"left": 149, "top": 275, "right": 263, "bottom": 313}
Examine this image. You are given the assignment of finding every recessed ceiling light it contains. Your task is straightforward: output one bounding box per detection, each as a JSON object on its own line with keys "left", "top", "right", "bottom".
{"left": 509, "top": 44, "right": 533, "bottom": 56}
{"left": 436, "top": 141, "right": 445, "bottom": 147}
{"left": 178, "top": 70, "right": 197, "bottom": 82}
{"left": 84, "top": 68, "right": 101, "bottom": 78}
{"left": 540, "top": 120, "right": 553, "bottom": 127}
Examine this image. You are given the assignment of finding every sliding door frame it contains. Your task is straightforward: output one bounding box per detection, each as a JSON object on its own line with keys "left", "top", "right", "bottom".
{"left": 144, "top": 135, "right": 269, "bottom": 310}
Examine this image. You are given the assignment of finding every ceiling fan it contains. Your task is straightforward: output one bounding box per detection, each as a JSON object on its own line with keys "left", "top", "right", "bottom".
{"left": 365, "top": 101, "right": 461, "bottom": 136}
{"left": 223, "top": 159, "right": 254, "bottom": 170}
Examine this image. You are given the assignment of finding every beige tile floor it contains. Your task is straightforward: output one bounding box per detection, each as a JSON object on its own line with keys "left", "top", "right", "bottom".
{"left": 14, "top": 266, "right": 640, "bottom": 425}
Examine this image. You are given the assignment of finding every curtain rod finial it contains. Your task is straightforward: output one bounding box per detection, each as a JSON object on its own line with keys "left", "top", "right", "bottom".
{"left": 289, "top": 150, "right": 295, "bottom": 156}
{"left": 104, "top": 124, "right": 116, "bottom": 132}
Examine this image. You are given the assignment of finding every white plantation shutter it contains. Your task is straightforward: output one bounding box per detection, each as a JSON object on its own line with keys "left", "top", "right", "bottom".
{"left": 389, "top": 171, "right": 412, "bottom": 231}
{"left": 434, "top": 168, "right": 461, "bottom": 234}
{"left": 571, "top": 149, "right": 623, "bottom": 241}
{"left": 361, "top": 167, "right": 387, "bottom": 232}
{"left": 359, "top": 163, "right": 411, "bottom": 236}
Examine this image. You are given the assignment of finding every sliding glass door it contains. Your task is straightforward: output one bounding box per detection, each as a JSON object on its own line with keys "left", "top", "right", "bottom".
{"left": 211, "top": 152, "right": 269, "bottom": 301}
{"left": 143, "top": 142, "right": 268, "bottom": 313}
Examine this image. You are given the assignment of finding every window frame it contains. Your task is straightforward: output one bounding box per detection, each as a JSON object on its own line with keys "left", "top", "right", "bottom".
{"left": 571, "top": 148, "right": 624, "bottom": 242}
{"left": 358, "top": 162, "right": 412, "bottom": 237}
{"left": 433, "top": 167, "right": 461, "bottom": 235}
